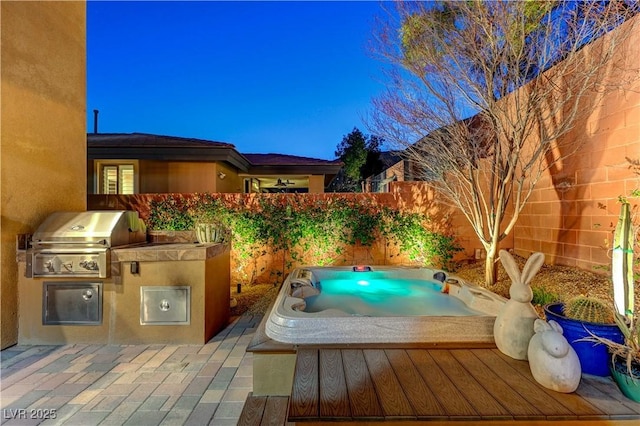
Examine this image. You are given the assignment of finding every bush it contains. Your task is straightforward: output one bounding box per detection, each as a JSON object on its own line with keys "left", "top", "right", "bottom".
{"left": 147, "top": 193, "right": 465, "bottom": 280}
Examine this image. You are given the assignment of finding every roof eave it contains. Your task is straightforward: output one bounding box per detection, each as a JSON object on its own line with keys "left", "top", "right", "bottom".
{"left": 88, "top": 146, "right": 251, "bottom": 172}
{"left": 246, "top": 164, "right": 343, "bottom": 175}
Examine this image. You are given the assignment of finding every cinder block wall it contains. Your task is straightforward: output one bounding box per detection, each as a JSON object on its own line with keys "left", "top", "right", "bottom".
{"left": 514, "top": 18, "right": 640, "bottom": 272}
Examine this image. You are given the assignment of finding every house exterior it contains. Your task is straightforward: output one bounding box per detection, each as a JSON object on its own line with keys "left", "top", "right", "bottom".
{"left": 87, "top": 133, "right": 342, "bottom": 194}
{"left": 364, "top": 114, "right": 494, "bottom": 193}
{"left": 362, "top": 151, "right": 408, "bottom": 193}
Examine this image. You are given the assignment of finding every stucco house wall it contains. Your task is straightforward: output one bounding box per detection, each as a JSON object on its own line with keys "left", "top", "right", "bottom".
{"left": 1, "top": 1, "right": 87, "bottom": 349}
{"left": 141, "top": 161, "right": 242, "bottom": 193}
{"left": 138, "top": 161, "right": 170, "bottom": 193}
{"left": 167, "top": 162, "right": 219, "bottom": 193}
{"left": 214, "top": 161, "right": 244, "bottom": 193}
{"left": 308, "top": 175, "right": 326, "bottom": 193}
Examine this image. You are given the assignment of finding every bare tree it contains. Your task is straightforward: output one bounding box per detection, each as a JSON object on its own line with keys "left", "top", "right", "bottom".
{"left": 370, "top": 1, "right": 639, "bottom": 285}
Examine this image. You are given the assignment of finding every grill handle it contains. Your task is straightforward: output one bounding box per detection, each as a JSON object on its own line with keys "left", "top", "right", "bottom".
{"left": 32, "top": 239, "right": 108, "bottom": 246}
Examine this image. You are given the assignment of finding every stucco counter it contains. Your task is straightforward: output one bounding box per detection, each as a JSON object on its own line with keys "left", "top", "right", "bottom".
{"left": 17, "top": 243, "right": 231, "bottom": 345}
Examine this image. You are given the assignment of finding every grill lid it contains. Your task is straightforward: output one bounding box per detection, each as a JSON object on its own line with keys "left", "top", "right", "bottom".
{"left": 31, "top": 210, "right": 146, "bottom": 248}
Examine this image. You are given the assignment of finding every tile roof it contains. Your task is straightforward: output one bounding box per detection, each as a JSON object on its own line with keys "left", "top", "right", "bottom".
{"left": 379, "top": 151, "right": 404, "bottom": 168}
{"left": 87, "top": 133, "right": 342, "bottom": 170}
{"left": 243, "top": 153, "right": 342, "bottom": 166}
{"left": 88, "top": 133, "right": 235, "bottom": 149}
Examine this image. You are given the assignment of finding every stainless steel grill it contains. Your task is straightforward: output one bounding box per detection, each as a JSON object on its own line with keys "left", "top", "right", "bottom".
{"left": 26, "top": 210, "right": 146, "bottom": 278}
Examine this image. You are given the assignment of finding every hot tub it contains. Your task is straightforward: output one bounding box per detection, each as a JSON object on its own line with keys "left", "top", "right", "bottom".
{"left": 265, "top": 266, "right": 506, "bottom": 346}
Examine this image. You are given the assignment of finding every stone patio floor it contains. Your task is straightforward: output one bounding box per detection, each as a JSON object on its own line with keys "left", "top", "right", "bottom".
{"left": 0, "top": 314, "right": 263, "bottom": 425}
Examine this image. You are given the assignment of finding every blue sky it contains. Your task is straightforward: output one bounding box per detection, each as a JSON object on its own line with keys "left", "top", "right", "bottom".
{"left": 87, "top": 1, "right": 390, "bottom": 160}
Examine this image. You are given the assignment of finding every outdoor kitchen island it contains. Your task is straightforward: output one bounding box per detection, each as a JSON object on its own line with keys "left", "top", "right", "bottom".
{"left": 17, "top": 242, "right": 230, "bottom": 345}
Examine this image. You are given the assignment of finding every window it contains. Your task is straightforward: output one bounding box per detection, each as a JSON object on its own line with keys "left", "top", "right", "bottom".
{"left": 242, "top": 178, "right": 261, "bottom": 193}
{"left": 99, "top": 163, "right": 136, "bottom": 194}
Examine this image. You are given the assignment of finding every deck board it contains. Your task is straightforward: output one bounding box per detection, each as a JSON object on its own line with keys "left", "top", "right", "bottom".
{"left": 385, "top": 349, "right": 446, "bottom": 419}
{"left": 238, "top": 393, "right": 267, "bottom": 426}
{"left": 431, "top": 349, "right": 513, "bottom": 419}
{"left": 471, "top": 349, "right": 579, "bottom": 420}
{"left": 407, "top": 349, "right": 479, "bottom": 418}
{"left": 289, "top": 348, "right": 319, "bottom": 419}
{"left": 492, "top": 349, "right": 606, "bottom": 419}
{"left": 575, "top": 378, "right": 640, "bottom": 418}
{"left": 581, "top": 375, "right": 640, "bottom": 415}
{"left": 284, "top": 348, "right": 640, "bottom": 423}
{"left": 362, "top": 349, "right": 415, "bottom": 418}
{"left": 450, "top": 349, "right": 543, "bottom": 419}
{"left": 261, "top": 396, "right": 289, "bottom": 426}
{"left": 319, "top": 348, "right": 351, "bottom": 419}
{"left": 341, "top": 349, "right": 384, "bottom": 419}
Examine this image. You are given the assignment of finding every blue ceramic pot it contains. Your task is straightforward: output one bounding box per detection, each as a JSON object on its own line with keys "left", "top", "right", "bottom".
{"left": 543, "top": 302, "right": 624, "bottom": 377}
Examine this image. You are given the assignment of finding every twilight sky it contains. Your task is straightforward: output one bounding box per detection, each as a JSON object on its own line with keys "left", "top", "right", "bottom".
{"left": 87, "top": 0, "right": 390, "bottom": 160}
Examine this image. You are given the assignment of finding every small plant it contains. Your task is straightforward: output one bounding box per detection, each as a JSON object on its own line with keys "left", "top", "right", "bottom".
{"left": 563, "top": 295, "right": 614, "bottom": 324}
{"left": 611, "top": 314, "right": 640, "bottom": 378}
{"left": 581, "top": 313, "right": 640, "bottom": 380}
{"left": 190, "top": 194, "right": 230, "bottom": 243}
{"left": 531, "top": 286, "right": 560, "bottom": 306}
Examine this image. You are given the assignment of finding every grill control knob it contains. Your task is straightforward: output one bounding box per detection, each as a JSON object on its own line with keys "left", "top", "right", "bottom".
{"left": 159, "top": 299, "right": 170, "bottom": 311}
{"left": 80, "top": 260, "right": 99, "bottom": 271}
{"left": 82, "top": 290, "right": 93, "bottom": 301}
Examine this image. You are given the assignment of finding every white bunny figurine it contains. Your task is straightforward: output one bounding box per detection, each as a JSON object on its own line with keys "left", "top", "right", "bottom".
{"left": 493, "top": 250, "right": 544, "bottom": 360}
{"left": 528, "top": 319, "right": 581, "bottom": 393}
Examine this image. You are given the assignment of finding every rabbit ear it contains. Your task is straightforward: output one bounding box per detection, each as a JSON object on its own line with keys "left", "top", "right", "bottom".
{"left": 534, "top": 318, "right": 550, "bottom": 333}
{"left": 521, "top": 252, "right": 545, "bottom": 285}
{"left": 548, "top": 320, "right": 563, "bottom": 335}
{"left": 499, "top": 250, "right": 521, "bottom": 284}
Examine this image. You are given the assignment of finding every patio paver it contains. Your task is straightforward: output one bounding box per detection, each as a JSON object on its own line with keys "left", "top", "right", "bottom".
{"left": 0, "top": 314, "right": 262, "bottom": 425}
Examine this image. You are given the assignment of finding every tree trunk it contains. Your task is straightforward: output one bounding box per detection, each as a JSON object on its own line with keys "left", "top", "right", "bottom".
{"left": 485, "top": 247, "right": 499, "bottom": 286}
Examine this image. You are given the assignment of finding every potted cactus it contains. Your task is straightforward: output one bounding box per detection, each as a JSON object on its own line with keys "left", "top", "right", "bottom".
{"left": 544, "top": 295, "right": 623, "bottom": 376}
{"left": 194, "top": 221, "right": 228, "bottom": 244}
{"left": 581, "top": 200, "right": 639, "bottom": 401}
{"left": 612, "top": 200, "right": 635, "bottom": 323}
{"left": 190, "top": 197, "right": 230, "bottom": 244}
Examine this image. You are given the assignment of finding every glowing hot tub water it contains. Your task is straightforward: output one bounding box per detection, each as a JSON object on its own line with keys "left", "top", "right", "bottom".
{"left": 265, "top": 266, "right": 506, "bottom": 345}
{"left": 304, "top": 270, "right": 481, "bottom": 317}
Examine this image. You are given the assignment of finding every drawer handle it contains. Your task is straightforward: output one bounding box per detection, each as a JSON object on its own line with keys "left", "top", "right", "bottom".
{"left": 159, "top": 299, "right": 171, "bottom": 311}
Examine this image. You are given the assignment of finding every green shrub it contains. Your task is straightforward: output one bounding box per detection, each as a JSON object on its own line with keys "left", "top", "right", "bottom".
{"left": 147, "top": 195, "right": 194, "bottom": 230}
{"left": 147, "top": 193, "right": 465, "bottom": 278}
{"left": 383, "top": 210, "right": 462, "bottom": 271}
{"left": 531, "top": 286, "right": 561, "bottom": 306}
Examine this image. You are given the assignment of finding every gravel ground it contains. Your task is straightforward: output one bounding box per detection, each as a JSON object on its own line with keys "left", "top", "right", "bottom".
{"left": 453, "top": 255, "right": 616, "bottom": 305}
{"left": 230, "top": 256, "right": 636, "bottom": 318}
{"left": 452, "top": 255, "right": 629, "bottom": 317}
{"left": 230, "top": 282, "right": 280, "bottom": 317}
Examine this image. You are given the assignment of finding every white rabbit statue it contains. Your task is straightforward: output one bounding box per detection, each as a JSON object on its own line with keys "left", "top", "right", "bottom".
{"left": 493, "top": 250, "right": 544, "bottom": 360}
{"left": 528, "top": 319, "right": 581, "bottom": 393}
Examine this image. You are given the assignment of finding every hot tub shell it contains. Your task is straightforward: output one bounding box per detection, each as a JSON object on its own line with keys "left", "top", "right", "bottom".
{"left": 265, "top": 266, "right": 506, "bottom": 346}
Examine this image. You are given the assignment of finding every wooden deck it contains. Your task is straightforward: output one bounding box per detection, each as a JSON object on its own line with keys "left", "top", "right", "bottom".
{"left": 240, "top": 348, "right": 640, "bottom": 425}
